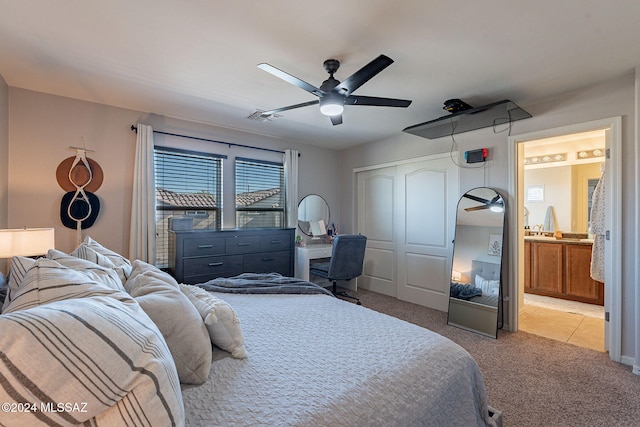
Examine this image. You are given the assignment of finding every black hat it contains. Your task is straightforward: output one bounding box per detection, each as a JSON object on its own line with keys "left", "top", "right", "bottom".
{"left": 60, "top": 190, "right": 100, "bottom": 229}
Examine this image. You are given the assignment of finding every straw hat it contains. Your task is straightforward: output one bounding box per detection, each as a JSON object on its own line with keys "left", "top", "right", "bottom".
{"left": 56, "top": 156, "right": 104, "bottom": 192}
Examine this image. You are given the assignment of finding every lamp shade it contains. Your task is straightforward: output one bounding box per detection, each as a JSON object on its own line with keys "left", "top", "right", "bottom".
{"left": 0, "top": 228, "right": 55, "bottom": 258}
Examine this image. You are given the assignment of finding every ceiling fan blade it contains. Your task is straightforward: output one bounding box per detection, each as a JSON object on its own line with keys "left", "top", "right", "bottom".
{"left": 345, "top": 95, "right": 412, "bottom": 108}
{"left": 465, "top": 205, "right": 490, "bottom": 212}
{"left": 330, "top": 114, "right": 343, "bottom": 126}
{"left": 261, "top": 100, "right": 319, "bottom": 115}
{"left": 258, "top": 63, "right": 325, "bottom": 97}
{"left": 332, "top": 54, "right": 394, "bottom": 96}
{"left": 463, "top": 193, "right": 491, "bottom": 205}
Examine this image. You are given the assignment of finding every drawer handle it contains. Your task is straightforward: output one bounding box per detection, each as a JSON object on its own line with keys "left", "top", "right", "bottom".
{"left": 270, "top": 240, "right": 282, "bottom": 244}
{"left": 237, "top": 242, "right": 251, "bottom": 247}
{"left": 208, "top": 262, "right": 223, "bottom": 267}
{"left": 198, "top": 244, "right": 214, "bottom": 249}
{"left": 262, "top": 257, "right": 275, "bottom": 262}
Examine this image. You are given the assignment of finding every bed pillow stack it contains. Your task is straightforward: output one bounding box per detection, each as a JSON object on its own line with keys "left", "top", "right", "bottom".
{"left": 0, "top": 258, "right": 185, "bottom": 426}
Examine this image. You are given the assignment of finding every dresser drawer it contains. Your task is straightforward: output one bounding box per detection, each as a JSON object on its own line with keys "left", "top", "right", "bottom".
{"left": 183, "top": 237, "right": 226, "bottom": 257}
{"left": 260, "top": 233, "right": 291, "bottom": 251}
{"left": 183, "top": 255, "right": 243, "bottom": 280}
{"left": 225, "top": 235, "right": 261, "bottom": 254}
{"left": 244, "top": 250, "right": 292, "bottom": 275}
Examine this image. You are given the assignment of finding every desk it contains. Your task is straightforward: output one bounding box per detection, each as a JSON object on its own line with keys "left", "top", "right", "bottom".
{"left": 295, "top": 243, "right": 333, "bottom": 281}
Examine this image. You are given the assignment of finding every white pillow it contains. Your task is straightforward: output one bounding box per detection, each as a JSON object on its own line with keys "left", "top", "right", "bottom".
{"left": 126, "top": 274, "right": 212, "bottom": 384}
{"left": 128, "top": 259, "right": 179, "bottom": 289}
{"left": 475, "top": 275, "right": 500, "bottom": 296}
{"left": 72, "top": 237, "right": 132, "bottom": 284}
{"left": 47, "top": 249, "right": 125, "bottom": 291}
{"left": 1, "top": 256, "right": 36, "bottom": 312}
{"left": 179, "top": 283, "right": 247, "bottom": 359}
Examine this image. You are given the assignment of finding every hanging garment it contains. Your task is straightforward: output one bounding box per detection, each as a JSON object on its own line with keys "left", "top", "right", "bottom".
{"left": 590, "top": 163, "right": 606, "bottom": 282}
{"left": 542, "top": 205, "right": 559, "bottom": 232}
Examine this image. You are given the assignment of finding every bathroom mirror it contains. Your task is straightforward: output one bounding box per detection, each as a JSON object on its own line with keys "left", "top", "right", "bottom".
{"left": 447, "top": 187, "right": 505, "bottom": 338}
{"left": 297, "top": 194, "right": 330, "bottom": 236}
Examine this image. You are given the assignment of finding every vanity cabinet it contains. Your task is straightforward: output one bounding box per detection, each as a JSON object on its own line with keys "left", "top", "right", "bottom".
{"left": 524, "top": 238, "right": 604, "bottom": 305}
{"left": 169, "top": 228, "right": 295, "bottom": 284}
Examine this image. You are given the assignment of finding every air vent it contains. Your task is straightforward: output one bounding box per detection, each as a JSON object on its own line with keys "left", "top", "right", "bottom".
{"left": 248, "top": 110, "right": 282, "bottom": 122}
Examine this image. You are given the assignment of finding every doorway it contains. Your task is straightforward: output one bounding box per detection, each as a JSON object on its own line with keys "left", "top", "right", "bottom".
{"left": 508, "top": 117, "right": 622, "bottom": 362}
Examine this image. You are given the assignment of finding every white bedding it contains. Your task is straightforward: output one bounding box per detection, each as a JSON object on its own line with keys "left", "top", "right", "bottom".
{"left": 181, "top": 293, "right": 495, "bottom": 427}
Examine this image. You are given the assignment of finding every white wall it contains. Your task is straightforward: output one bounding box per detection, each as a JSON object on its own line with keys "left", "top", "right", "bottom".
{"left": 6, "top": 88, "right": 341, "bottom": 255}
{"left": 339, "top": 72, "right": 638, "bottom": 361}
{"left": 0, "top": 75, "right": 8, "bottom": 274}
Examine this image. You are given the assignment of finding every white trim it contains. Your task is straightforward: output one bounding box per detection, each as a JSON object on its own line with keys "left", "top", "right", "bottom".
{"left": 508, "top": 117, "right": 622, "bottom": 362}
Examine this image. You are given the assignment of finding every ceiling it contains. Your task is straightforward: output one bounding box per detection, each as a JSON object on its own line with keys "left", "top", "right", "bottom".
{"left": 1, "top": 1, "right": 639, "bottom": 150}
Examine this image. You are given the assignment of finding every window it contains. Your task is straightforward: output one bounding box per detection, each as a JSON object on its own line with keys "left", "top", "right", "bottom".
{"left": 235, "top": 157, "right": 285, "bottom": 228}
{"left": 154, "top": 147, "right": 224, "bottom": 267}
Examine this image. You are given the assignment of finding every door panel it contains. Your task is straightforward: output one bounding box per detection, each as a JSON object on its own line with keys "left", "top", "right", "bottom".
{"left": 397, "top": 159, "right": 458, "bottom": 310}
{"left": 356, "top": 155, "right": 458, "bottom": 309}
{"left": 357, "top": 167, "right": 397, "bottom": 296}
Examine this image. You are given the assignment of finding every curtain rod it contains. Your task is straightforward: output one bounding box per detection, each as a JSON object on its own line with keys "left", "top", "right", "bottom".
{"left": 130, "top": 125, "right": 293, "bottom": 155}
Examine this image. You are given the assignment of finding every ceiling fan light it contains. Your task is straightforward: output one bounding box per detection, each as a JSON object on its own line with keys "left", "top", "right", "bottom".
{"left": 489, "top": 204, "right": 504, "bottom": 213}
{"left": 319, "top": 96, "right": 344, "bottom": 116}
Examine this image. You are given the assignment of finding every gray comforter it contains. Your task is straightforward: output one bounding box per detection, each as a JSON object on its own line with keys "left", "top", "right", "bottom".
{"left": 198, "top": 272, "right": 333, "bottom": 296}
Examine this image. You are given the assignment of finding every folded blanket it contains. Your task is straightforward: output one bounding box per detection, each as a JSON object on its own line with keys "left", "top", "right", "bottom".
{"left": 198, "top": 273, "right": 333, "bottom": 296}
{"left": 450, "top": 283, "right": 483, "bottom": 300}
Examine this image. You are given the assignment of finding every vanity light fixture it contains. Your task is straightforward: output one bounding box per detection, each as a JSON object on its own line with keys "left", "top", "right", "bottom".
{"left": 576, "top": 148, "right": 605, "bottom": 160}
{"left": 524, "top": 152, "right": 567, "bottom": 165}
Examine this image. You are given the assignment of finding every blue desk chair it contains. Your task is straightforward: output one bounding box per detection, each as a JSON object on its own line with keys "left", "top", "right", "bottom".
{"left": 309, "top": 234, "right": 367, "bottom": 305}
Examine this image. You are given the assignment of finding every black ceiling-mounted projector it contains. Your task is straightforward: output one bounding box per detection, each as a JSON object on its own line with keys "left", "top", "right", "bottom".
{"left": 443, "top": 98, "right": 473, "bottom": 113}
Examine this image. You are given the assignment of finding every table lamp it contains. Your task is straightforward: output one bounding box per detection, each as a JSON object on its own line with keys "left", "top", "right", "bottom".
{"left": 0, "top": 228, "right": 55, "bottom": 258}
{"left": 0, "top": 228, "right": 55, "bottom": 284}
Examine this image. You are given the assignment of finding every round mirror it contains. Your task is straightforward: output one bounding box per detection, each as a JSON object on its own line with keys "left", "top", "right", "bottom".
{"left": 297, "top": 194, "right": 330, "bottom": 236}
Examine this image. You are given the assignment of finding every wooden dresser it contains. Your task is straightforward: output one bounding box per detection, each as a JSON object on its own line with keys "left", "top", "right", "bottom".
{"left": 169, "top": 228, "right": 295, "bottom": 284}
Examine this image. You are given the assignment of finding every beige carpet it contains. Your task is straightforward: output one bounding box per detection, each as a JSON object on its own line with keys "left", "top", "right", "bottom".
{"left": 352, "top": 288, "right": 640, "bottom": 427}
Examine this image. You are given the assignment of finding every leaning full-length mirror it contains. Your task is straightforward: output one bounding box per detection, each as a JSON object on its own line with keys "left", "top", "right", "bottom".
{"left": 447, "top": 187, "right": 505, "bottom": 338}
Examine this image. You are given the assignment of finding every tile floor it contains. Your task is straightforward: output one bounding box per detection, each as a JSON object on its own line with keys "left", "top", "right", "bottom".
{"left": 519, "top": 296, "right": 605, "bottom": 352}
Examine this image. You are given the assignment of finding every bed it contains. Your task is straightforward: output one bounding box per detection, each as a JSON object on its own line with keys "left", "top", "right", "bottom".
{"left": 0, "top": 237, "right": 500, "bottom": 427}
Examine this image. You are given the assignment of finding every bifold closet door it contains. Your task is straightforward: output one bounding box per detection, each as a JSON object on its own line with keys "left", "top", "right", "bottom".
{"left": 357, "top": 155, "right": 458, "bottom": 311}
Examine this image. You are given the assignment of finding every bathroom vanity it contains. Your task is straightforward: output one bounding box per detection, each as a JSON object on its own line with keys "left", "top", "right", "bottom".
{"left": 524, "top": 236, "right": 604, "bottom": 305}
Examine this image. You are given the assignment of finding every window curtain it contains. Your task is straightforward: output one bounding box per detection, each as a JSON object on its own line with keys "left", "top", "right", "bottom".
{"left": 283, "top": 149, "right": 299, "bottom": 229}
{"left": 129, "top": 123, "right": 156, "bottom": 263}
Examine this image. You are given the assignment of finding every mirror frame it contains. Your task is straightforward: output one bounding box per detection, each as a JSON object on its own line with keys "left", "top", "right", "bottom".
{"left": 447, "top": 187, "right": 505, "bottom": 339}
{"left": 297, "top": 194, "right": 330, "bottom": 237}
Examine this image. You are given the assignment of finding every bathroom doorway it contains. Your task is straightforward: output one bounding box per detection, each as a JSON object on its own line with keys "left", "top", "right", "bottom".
{"left": 508, "top": 117, "right": 622, "bottom": 361}
{"left": 519, "top": 130, "right": 605, "bottom": 351}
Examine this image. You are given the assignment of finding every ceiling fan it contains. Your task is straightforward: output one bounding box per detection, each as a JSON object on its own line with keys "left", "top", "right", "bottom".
{"left": 256, "top": 54, "right": 412, "bottom": 125}
{"left": 463, "top": 193, "right": 504, "bottom": 212}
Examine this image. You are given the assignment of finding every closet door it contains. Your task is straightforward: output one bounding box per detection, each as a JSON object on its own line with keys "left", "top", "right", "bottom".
{"left": 357, "top": 154, "right": 458, "bottom": 310}
{"left": 356, "top": 166, "right": 398, "bottom": 296}
{"left": 396, "top": 157, "right": 458, "bottom": 311}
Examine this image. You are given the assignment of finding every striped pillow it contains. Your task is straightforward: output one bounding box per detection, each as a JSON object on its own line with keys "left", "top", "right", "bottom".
{"left": 48, "top": 249, "right": 125, "bottom": 291}
{"left": 0, "top": 295, "right": 185, "bottom": 426}
{"left": 1, "top": 256, "right": 36, "bottom": 312}
{"left": 72, "top": 236, "right": 132, "bottom": 284}
{"left": 2, "top": 258, "right": 132, "bottom": 314}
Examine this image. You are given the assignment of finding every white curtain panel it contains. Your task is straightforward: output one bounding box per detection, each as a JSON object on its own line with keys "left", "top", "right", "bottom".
{"left": 283, "top": 149, "right": 299, "bottom": 229}
{"left": 129, "top": 124, "right": 156, "bottom": 263}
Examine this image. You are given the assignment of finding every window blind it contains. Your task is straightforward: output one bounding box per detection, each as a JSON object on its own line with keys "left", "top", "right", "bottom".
{"left": 235, "top": 157, "right": 285, "bottom": 228}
